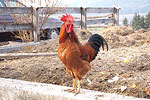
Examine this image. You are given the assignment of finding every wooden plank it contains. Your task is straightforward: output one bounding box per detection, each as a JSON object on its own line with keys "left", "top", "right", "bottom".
{"left": 39, "top": 7, "right": 115, "bottom": 14}
{"left": 60, "top": 7, "right": 81, "bottom": 14}
{"left": 41, "top": 20, "right": 81, "bottom": 29}
{"left": 86, "top": 7, "right": 115, "bottom": 13}
{"left": 81, "top": 7, "right": 87, "bottom": 29}
{"left": 41, "top": 22, "right": 62, "bottom": 29}
{"left": 87, "top": 25, "right": 108, "bottom": 28}
{"left": 38, "top": 7, "right": 81, "bottom": 14}
{"left": 87, "top": 14, "right": 113, "bottom": 19}
{"left": 0, "top": 23, "right": 32, "bottom": 32}
{"left": 32, "top": 7, "right": 40, "bottom": 42}
{"left": 86, "top": 19, "right": 115, "bottom": 25}
{"left": 0, "top": 53, "right": 57, "bottom": 58}
{"left": 114, "top": 7, "right": 119, "bottom": 26}
{"left": 74, "top": 14, "right": 113, "bottom": 19}
{"left": 0, "top": 7, "right": 32, "bottom": 15}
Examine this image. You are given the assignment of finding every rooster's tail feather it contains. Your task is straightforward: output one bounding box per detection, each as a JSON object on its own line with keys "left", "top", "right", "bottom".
{"left": 88, "top": 34, "right": 108, "bottom": 60}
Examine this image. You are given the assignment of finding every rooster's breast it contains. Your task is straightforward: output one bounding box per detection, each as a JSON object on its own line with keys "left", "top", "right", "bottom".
{"left": 58, "top": 40, "right": 82, "bottom": 66}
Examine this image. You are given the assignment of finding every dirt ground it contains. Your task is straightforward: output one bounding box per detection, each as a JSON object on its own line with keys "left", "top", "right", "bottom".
{"left": 0, "top": 26, "right": 150, "bottom": 98}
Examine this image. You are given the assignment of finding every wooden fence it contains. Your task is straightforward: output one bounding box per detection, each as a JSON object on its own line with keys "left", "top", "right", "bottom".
{"left": 0, "top": 7, "right": 119, "bottom": 41}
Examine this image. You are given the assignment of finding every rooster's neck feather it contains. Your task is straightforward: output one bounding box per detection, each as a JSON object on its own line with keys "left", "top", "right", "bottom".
{"left": 59, "top": 23, "right": 80, "bottom": 45}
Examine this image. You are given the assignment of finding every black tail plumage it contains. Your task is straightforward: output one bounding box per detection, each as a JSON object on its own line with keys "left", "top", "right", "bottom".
{"left": 88, "top": 34, "right": 108, "bottom": 60}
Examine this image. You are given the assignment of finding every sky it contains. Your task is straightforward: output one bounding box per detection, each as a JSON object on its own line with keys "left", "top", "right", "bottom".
{"left": 25, "top": 0, "right": 117, "bottom": 8}
{"left": 63, "top": 0, "right": 97, "bottom": 7}
{"left": 63, "top": 0, "right": 116, "bottom": 7}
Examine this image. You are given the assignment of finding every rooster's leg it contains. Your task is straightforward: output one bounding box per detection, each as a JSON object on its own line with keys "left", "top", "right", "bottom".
{"left": 64, "top": 78, "right": 76, "bottom": 92}
{"left": 74, "top": 80, "right": 81, "bottom": 95}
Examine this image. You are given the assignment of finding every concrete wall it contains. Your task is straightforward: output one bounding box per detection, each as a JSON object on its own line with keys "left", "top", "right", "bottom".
{"left": 0, "top": 78, "right": 149, "bottom": 100}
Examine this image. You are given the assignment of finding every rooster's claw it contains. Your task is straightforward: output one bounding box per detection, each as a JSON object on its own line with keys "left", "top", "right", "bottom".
{"left": 64, "top": 89, "right": 76, "bottom": 93}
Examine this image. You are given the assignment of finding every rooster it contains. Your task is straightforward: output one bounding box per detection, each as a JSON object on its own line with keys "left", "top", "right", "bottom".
{"left": 58, "top": 14, "right": 108, "bottom": 95}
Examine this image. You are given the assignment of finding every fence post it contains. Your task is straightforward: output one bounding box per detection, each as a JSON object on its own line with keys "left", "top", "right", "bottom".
{"left": 114, "top": 7, "right": 119, "bottom": 26}
{"left": 81, "top": 7, "right": 87, "bottom": 29}
{"left": 32, "top": 7, "right": 40, "bottom": 42}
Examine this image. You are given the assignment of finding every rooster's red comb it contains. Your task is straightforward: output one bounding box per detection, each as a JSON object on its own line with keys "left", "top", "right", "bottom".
{"left": 61, "top": 14, "right": 74, "bottom": 23}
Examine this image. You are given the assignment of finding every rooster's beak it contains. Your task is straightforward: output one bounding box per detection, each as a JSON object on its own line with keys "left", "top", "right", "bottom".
{"left": 65, "top": 23, "right": 74, "bottom": 33}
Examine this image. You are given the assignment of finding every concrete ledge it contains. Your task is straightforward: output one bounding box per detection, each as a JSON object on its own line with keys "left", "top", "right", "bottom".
{"left": 0, "top": 78, "right": 149, "bottom": 100}
{"left": 0, "top": 40, "right": 51, "bottom": 53}
{"left": 0, "top": 42, "right": 39, "bottom": 53}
